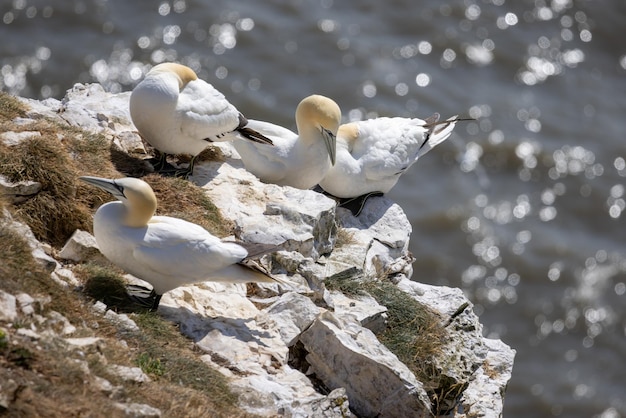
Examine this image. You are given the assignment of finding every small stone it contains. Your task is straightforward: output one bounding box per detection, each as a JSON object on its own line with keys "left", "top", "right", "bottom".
{"left": 64, "top": 337, "right": 102, "bottom": 349}
{"left": 0, "top": 291, "right": 17, "bottom": 322}
{"left": 16, "top": 293, "right": 35, "bottom": 316}
{"left": 0, "top": 176, "right": 42, "bottom": 203}
{"left": 0, "top": 130, "right": 41, "bottom": 146}
{"left": 104, "top": 310, "right": 139, "bottom": 333}
{"left": 112, "top": 402, "right": 161, "bottom": 418}
{"left": 109, "top": 365, "right": 151, "bottom": 383}
{"left": 58, "top": 229, "right": 103, "bottom": 262}
{"left": 92, "top": 301, "right": 107, "bottom": 314}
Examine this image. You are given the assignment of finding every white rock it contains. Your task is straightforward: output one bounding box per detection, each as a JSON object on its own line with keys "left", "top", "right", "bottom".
{"left": 0, "top": 291, "right": 17, "bottom": 322}
{"left": 46, "top": 311, "right": 77, "bottom": 335}
{"left": 326, "top": 290, "right": 388, "bottom": 333}
{"left": 457, "top": 338, "right": 516, "bottom": 418}
{"left": 0, "top": 175, "right": 42, "bottom": 203}
{"left": 109, "top": 365, "right": 151, "bottom": 383}
{"left": 113, "top": 402, "right": 161, "bottom": 418}
{"left": 92, "top": 375, "right": 116, "bottom": 395}
{"left": 191, "top": 161, "right": 337, "bottom": 259}
{"left": 58, "top": 229, "right": 103, "bottom": 262}
{"left": 50, "top": 267, "right": 81, "bottom": 287}
{"left": 264, "top": 292, "right": 321, "bottom": 346}
{"left": 0, "top": 130, "right": 41, "bottom": 146}
{"left": 16, "top": 293, "right": 35, "bottom": 316}
{"left": 92, "top": 300, "right": 108, "bottom": 315}
{"left": 58, "top": 84, "right": 135, "bottom": 135}
{"left": 16, "top": 328, "right": 40, "bottom": 340}
{"left": 64, "top": 336, "right": 102, "bottom": 349}
{"left": 104, "top": 310, "right": 139, "bottom": 333}
{"left": 299, "top": 311, "right": 432, "bottom": 417}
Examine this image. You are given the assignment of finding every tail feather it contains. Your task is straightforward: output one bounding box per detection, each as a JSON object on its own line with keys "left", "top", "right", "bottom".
{"left": 418, "top": 115, "right": 472, "bottom": 156}
{"left": 237, "top": 113, "right": 274, "bottom": 145}
{"left": 208, "top": 263, "right": 290, "bottom": 285}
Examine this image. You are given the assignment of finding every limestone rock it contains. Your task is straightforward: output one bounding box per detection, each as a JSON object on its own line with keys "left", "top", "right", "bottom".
{"left": 0, "top": 130, "right": 41, "bottom": 146}
{"left": 264, "top": 291, "right": 321, "bottom": 346}
{"left": 0, "top": 291, "right": 17, "bottom": 322}
{"left": 191, "top": 161, "right": 337, "bottom": 259}
{"left": 299, "top": 311, "right": 432, "bottom": 418}
{"left": 103, "top": 310, "right": 139, "bottom": 333}
{"left": 0, "top": 175, "right": 42, "bottom": 203}
{"left": 325, "top": 290, "right": 388, "bottom": 333}
{"left": 16, "top": 293, "right": 35, "bottom": 316}
{"left": 113, "top": 402, "right": 161, "bottom": 418}
{"left": 457, "top": 338, "right": 516, "bottom": 418}
{"left": 109, "top": 365, "right": 151, "bottom": 383}
{"left": 59, "top": 229, "right": 104, "bottom": 263}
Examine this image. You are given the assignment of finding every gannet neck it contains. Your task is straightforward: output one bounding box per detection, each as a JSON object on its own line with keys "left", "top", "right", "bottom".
{"left": 149, "top": 62, "right": 198, "bottom": 90}
{"left": 337, "top": 122, "right": 359, "bottom": 150}
{"left": 80, "top": 176, "right": 156, "bottom": 228}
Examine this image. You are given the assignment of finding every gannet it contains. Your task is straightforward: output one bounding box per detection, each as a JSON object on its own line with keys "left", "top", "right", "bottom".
{"left": 231, "top": 94, "right": 341, "bottom": 190}
{"left": 318, "top": 114, "right": 463, "bottom": 215}
{"left": 80, "top": 175, "right": 282, "bottom": 311}
{"left": 129, "top": 62, "right": 273, "bottom": 177}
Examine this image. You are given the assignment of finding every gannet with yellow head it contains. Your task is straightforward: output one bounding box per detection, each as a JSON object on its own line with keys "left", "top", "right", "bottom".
{"left": 232, "top": 94, "right": 340, "bottom": 190}
{"left": 318, "top": 114, "right": 463, "bottom": 215}
{"left": 80, "top": 175, "right": 282, "bottom": 310}
{"left": 129, "top": 62, "right": 272, "bottom": 177}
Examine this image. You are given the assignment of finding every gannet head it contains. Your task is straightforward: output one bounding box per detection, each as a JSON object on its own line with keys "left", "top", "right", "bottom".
{"left": 148, "top": 62, "right": 198, "bottom": 90}
{"left": 295, "top": 95, "right": 341, "bottom": 165}
{"left": 80, "top": 176, "right": 157, "bottom": 228}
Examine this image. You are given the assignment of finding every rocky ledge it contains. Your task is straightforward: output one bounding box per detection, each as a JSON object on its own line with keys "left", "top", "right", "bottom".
{"left": 1, "top": 84, "right": 514, "bottom": 417}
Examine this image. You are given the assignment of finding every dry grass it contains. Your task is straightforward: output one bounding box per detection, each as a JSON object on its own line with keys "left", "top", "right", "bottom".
{"left": 0, "top": 92, "right": 249, "bottom": 417}
{"left": 0, "top": 91, "right": 28, "bottom": 120}
{"left": 0, "top": 94, "right": 232, "bottom": 245}
{"left": 0, "top": 224, "right": 248, "bottom": 417}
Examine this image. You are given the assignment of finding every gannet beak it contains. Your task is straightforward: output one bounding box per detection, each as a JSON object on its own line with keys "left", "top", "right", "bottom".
{"left": 79, "top": 176, "right": 126, "bottom": 200}
{"left": 321, "top": 127, "right": 337, "bottom": 165}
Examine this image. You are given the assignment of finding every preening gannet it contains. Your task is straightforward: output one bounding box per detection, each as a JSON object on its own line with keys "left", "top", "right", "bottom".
{"left": 80, "top": 176, "right": 282, "bottom": 311}
{"left": 318, "top": 114, "right": 463, "bottom": 215}
{"left": 129, "top": 62, "right": 273, "bottom": 177}
{"left": 232, "top": 94, "right": 341, "bottom": 190}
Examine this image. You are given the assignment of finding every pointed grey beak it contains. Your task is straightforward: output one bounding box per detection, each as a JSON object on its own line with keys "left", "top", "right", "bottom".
{"left": 79, "top": 176, "right": 126, "bottom": 200}
{"left": 320, "top": 127, "right": 337, "bottom": 165}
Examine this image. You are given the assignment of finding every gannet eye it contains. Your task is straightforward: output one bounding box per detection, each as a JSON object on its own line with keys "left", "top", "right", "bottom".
{"left": 111, "top": 181, "right": 127, "bottom": 198}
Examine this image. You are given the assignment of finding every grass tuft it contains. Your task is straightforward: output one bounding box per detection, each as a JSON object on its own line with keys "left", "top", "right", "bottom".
{"left": 326, "top": 270, "right": 456, "bottom": 413}
{"left": 0, "top": 91, "right": 28, "bottom": 121}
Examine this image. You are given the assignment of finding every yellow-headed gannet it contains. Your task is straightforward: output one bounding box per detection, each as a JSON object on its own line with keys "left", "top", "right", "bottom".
{"left": 80, "top": 175, "right": 282, "bottom": 310}
{"left": 318, "top": 114, "right": 464, "bottom": 215}
{"left": 129, "top": 62, "right": 273, "bottom": 177}
{"left": 231, "top": 95, "right": 341, "bottom": 190}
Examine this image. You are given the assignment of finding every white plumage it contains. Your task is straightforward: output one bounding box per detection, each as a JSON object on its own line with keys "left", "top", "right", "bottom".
{"left": 80, "top": 176, "right": 280, "bottom": 310}
{"left": 319, "top": 114, "right": 459, "bottom": 200}
{"left": 129, "top": 62, "right": 271, "bottom": 176}
{"left": 232, "top": 94, "right": 341, "bottom": 190}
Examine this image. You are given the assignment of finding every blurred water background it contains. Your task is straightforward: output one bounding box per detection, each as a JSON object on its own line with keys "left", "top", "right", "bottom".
{"left": 2, "top": 0, "right": 625, "bottom": 416}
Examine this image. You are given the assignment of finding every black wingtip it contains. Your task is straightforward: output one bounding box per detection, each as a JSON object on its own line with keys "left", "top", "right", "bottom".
{"left": 237, "top": 112, "right": 274, "bottom": 145}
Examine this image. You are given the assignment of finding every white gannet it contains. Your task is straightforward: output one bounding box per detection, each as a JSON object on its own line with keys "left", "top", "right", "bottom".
{"left": 318, "top": 114, "right": 464, "bottom": 215}
{"left": 129, "top": 62, "right": 273, "bottom": 177}
{"left": 231, "top": 94, "right": 340, "bottom": 190}
{"left": 80, "top": 175, "right": 282, "bottom": 311}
